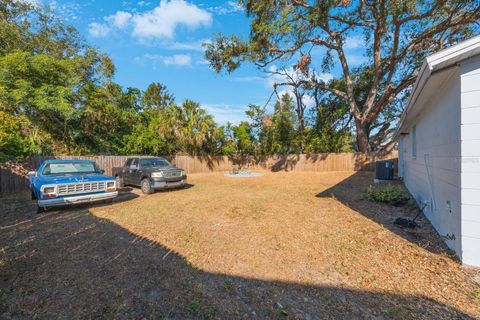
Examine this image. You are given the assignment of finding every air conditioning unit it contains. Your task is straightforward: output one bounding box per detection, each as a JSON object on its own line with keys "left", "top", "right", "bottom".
{"left": 375, "top": 160, "right": 394, "bottom": 180}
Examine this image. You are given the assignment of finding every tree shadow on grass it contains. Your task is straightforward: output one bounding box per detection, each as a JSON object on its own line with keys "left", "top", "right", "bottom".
{"left": 154, "top": 183, "right": 195, "bottom": 193}
{"left": 0, "top": 201, "right": 474, "bottom": 319}
{"left": 315, "top": 170, "right": 454, "bottom": 257}
{"left": 0, "top": 188, "right": 139, "bottom": 228}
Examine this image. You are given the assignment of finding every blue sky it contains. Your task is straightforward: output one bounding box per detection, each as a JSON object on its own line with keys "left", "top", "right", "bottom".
{"left": 35, "top": 0, "right": 367, "bottom": 125}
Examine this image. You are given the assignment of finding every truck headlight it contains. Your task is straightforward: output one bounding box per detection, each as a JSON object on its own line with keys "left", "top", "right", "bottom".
{"left": 43, "top": 187, "right": 55, "bottom": 193}
{"left": 151, "top": 172, "right": 164, "bottom": 178}
{"left": 180, "top": 170, "right": 186, "bottom": 176}
{"left": 41, "top": 186, "right": 56, "bottom": 198}
{"left": 106, "top": 181, "right": 116, "bottom": 191}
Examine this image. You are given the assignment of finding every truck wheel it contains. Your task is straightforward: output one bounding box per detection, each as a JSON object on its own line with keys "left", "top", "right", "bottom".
{"left": 116, "top": 176, "right": 124, "bottom": 188}
{"left": 36, "top": 204, "right": 46, "bottom": 214}
{"left": 141, "top": 179, "right": 153, "bottom": 194}
{"left": 31, "top": 190, "right": 36, "bottom": 200}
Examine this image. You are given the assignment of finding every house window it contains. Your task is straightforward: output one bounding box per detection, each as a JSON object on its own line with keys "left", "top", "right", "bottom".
{"left": 412, "top": 125, "right": 417, "bottom": 159}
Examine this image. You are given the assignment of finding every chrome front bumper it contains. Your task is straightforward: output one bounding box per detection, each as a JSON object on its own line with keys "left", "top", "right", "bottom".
{"left": 37, "top": 191, "right": 118, "bottom": 207}
{"left": 152, "top": 179, "right": 186, "bottom": 189}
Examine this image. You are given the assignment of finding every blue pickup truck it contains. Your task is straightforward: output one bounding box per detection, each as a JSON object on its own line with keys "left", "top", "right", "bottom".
{"left": 29, "top": 159, "right": 118, "bottom": 213}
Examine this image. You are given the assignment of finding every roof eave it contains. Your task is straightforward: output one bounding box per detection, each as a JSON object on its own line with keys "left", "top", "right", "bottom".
{"left": 393, "top": 61, "right": 432, "bottom": 139}
{"left": 394, "top": 35, "right": 480, "bottom": 140}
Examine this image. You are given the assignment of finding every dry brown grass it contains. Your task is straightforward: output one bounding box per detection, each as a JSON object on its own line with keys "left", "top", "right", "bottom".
{"left": 1, "top": 171, "right": 479, "bottom": 319}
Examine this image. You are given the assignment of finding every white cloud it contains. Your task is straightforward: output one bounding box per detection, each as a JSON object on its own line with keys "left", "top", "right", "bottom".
{"left": 137, "top": 53, "right": 193, "bottom": 67}
{"left": 344, "top": 35, "right": 364, "bottom": 49}
{"left": 317, "top": 72, "right": 334, "bottom": 82}
{"left": 167, "top": 39, "right": 210, "bottom": 51}
{"left": 227, "top": 1, "right": 243, "bottom": 12}
{"left": 195, "top": 59, "right": 210, "bottom": 65}
{"left": 161, "top": 54, "right": 192, "bottom": 66}
{"left": 132, "top": 0, "right": 212, "bottom": 39}
{"left": 88, "top": 22, "right": 111, "bottom": 38}
{"left": 346, "top": 53, "right": 368, "bottom": 66}
{"left": 47, "top": 1, "right": 88, "bottom": 22}
{"left": 201, "top": 104, "right": 248, "bottom": 125}
{"left": 208, "top": 1, "right": 244, "bottom": 15}
{"left": 107, "top": 11, "right": 132, "bottom": 28}
{"left": 343, "top": 35, "right": 368, "bottom": 66}
{"left": 89, "top": 0, "right": 211, "bottom": 40}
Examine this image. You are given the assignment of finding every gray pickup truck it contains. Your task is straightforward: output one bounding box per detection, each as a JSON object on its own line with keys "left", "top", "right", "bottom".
{"left": 112, "top": 157, "right": 187, "bottom": 194}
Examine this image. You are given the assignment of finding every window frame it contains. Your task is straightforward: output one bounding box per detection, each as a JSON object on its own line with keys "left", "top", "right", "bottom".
{"left": 130, "top": 159, "right": 139, "bottom": 169}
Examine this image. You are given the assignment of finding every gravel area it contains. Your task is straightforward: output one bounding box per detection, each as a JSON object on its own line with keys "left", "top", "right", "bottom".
{"left": 224, "top": 170, "right": 264, "bottom": 178}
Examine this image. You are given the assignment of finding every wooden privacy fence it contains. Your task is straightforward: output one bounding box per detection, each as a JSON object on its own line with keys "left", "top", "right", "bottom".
{"left": 0, "top": 152, "right": 397, "bottom": 193}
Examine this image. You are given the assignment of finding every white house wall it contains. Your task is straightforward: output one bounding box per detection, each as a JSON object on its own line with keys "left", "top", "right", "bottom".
{"left": 402, "top": 68, "right": 462, "bottom": 256}
{"left": 460, "top": 55, "right": 480, "bottom": 267}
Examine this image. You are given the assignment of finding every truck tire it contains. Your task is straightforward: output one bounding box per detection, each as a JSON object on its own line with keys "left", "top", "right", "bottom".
{"left": 36, "top": 204, "right": 46, "bottom": 214}
{"left": 116, "top": 175, "right": 124, "bottom": 188}
{"left": 141, "top": 178, "right": 153, "bottom": 194}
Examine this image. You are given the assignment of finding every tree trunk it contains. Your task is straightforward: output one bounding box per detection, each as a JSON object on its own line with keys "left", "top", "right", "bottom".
{"left": 298, "top": 113, "right": 305, "bottom": 133}
{"left": 355, "top": 120, "right": 370, "bottom": 153}
{"left": 293, "top": 89, "right": 305, "bottom": 134}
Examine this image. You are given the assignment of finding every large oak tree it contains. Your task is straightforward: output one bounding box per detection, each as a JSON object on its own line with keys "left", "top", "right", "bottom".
{"left": 205, "top": 0, "right": 480, "bottom": 152}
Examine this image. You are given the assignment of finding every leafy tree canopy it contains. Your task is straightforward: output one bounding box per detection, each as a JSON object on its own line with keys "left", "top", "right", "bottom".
{"left": 205, "top": 0, "right": 480, "bottom": 152}
{"left": 0, "top": 0, "right": 362, "bottom": 162}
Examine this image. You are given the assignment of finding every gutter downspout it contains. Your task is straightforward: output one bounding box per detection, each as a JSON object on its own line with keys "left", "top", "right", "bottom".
{"left": 424, "top": 153, "right": 436, "bottom": 211}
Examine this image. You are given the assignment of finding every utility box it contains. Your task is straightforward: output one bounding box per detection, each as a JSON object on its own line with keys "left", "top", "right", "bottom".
{"left": 375, "top": 160, "right": 394, "bottom": 180}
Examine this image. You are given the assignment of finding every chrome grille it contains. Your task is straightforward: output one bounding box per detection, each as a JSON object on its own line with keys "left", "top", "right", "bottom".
{"left": 57, "top": 182, "right": 107, "bottom": 195}
{"left": 164, "top": 171, "right": 182, "bottom": 178}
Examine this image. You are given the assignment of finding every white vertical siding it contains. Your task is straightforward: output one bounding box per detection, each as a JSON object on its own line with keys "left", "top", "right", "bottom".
{"left": 401, "top": 68, "right": 462, "bottom": 255}
{"left": 460, "top": 55, "right": 480, "bottom": 267}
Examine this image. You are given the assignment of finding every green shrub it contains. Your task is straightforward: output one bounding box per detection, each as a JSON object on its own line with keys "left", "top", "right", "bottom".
{"left": 366, "top": 184, "right": 411, "bottom": 206}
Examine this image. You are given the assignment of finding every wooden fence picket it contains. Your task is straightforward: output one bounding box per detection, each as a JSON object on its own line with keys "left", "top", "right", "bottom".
{"left": 0, "top": 152, "right": 397, "bottom": 193}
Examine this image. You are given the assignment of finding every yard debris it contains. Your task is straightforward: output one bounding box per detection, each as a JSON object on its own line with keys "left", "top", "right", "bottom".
{"left": 394, "top": 202, "right": 427, "bottom": 229}
{"left": 394, "top": 217, "right": 420, "bottom": 228}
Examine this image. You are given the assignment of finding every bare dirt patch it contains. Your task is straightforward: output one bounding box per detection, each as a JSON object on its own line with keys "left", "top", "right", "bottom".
{"left": 1, "top": 171, "right": 479, "bottom": 319}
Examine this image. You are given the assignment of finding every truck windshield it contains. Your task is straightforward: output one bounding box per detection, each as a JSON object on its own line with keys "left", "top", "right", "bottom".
{"left": 140, "top": 158, "right": 171, "bottom": 167}
{"left": 42, "top": 162, "right": 100, "bottom": 175}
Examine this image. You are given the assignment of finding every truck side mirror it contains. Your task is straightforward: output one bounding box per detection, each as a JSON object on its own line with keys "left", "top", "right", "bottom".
{"left": 100, "top": 169, "right": 105, "bottom": 174}
{"left": 27, "top": 171, "right": 36, "bottom": 177}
